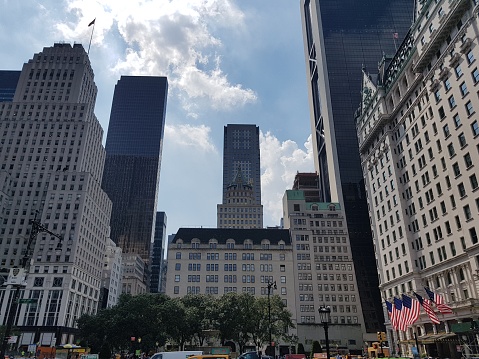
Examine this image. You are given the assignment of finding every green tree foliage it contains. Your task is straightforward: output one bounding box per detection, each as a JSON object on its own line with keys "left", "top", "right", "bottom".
{"left": 311, "top": 340, "right": 322, "bottom": 357}
{"left": 77, "top": 292, "right": 295, "bottom": 355}
{"left": 297, "top": 343, "right": 306, "bottom": 355}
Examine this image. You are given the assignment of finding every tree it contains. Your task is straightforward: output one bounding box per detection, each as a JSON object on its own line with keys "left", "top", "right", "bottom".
{"left": 311, "top": 341, "right": 322, "bottom": 358}
{"left": 297, "top": 343, "right": 306, "bottom": 355}
{"left": 180, "top": 294, "right": 216, "bottom": 346}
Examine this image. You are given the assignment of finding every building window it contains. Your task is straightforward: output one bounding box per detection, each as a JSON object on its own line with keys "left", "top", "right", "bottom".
{"left": 443, "top": 124, "right": 450, "bottom": 137}
{"left": 175, "top": 275, "right": 180, "bottom": 282}
{"left": 443, "top": 78, "right": 451, "bottom": 91}
{"left": 460, "top": 82, "right": 468, "bottom": 97}
{"left": 472, "top": 68, "right": 479, "bottom": 83}
{"left": 452, "top": 163, "right": 461, "bottom": 177}
{"left": 448, "top": 95, "right": 456, "bottom": 109}
{"left": 466, "top": 101, "right": 474, "bottom": 116}
{"left": 455, "top": 64, "right": 463, "bottom": 78}
{"left": 174, "top": 286, "right": 179, "bottom": 294}
{"left": 471, "top": 121, "right": 479, "bottom": 136}
{"left": 467, "top": 50, "right": 475, "bottom": 64}
{"left": 175, "top": 252, "right": 181, "bottom": 259}
{"left": 470, "top": 227, "right": 478, "bottom": 244}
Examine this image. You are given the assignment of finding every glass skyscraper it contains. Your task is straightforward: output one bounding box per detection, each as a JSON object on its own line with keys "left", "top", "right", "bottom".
{"left": 0, "top": 71, "right": 20, "bottom": 102}
{"left": 300, "top": 0, "right": 413, "bottom": 332}
{"left": 102, "top": 76, "right": 168, "bottom": 272}
{"left": 222, "top": 124, "right": 261, "bottom": 205}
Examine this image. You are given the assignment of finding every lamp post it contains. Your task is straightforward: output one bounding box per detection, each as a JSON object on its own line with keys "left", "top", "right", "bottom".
{"left": 267, "top": 280, "right": 277, "bottom": 356}
{"left": 318, "top": 306, "right": 331, "bottom": 359}
{"left": 0, "top": 213, "right": 63, "bottom": 359}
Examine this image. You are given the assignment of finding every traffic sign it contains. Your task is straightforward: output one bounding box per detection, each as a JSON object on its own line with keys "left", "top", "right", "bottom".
{"left": 18, "top": 298, "right": 38, "bottom": 304}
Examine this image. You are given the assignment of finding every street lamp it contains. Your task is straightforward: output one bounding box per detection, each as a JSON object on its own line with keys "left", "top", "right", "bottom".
{"left": 318, "top": 306, "right": 331, "bottom": 359}
{"left": 267, "top": 280, "right": 277, "bottom": 356}
{"left": 0, "top": 213, "right": 63, "bottom": 359}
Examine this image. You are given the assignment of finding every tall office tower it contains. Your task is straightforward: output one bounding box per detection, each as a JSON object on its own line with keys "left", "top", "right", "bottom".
{"left": 150, "top": 211, "right": 167, "bottom": 293}
{"left": 0, "top": 43, "right": 112, "bottom": 345}
{"left": 283, "top": 176, "right": 366, "bottom": 353}
{"left": 222, "top": 124, "right": 262, "bottom": 205}
{"left": 220, "top": 124, "right": 263, "bottom": 228}
{"left": 102, "top": 76, "right": 168, "bottom": 275}
{"left": 300, "top": 0, "right": 414, "bottom": 333}
{"left": 217, "top": 166, "right": 264, "bottom": 228}
{"left": 356, "top": 0, "right": 479, "bottom": 357}
{"left": 0, "top": 71, "right": 21, "bottom": 102}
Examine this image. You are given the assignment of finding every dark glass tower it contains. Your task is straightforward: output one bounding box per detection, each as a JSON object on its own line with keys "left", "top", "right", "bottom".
{"left": 0, "top": 71, "right": 20, "bottom": 102}
{"left": 300, "top": 0, "right": 413, "bottom": 332}
{"left": 222, "top": 124, "right": 261, "bottom": 205}
{"left": 150, "top": 211, "right": 167, "bottom": 293}
{"left": 102, "top": 76, "right": 168, "bottom": 272}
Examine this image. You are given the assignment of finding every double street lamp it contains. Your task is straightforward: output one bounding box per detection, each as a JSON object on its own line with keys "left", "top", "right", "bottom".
{"left": 267, "top": 280, "right": 277, "bottom": 355}
{"left": 0, "top": 213, "right": 63, "bottom": 359}
{"left": 318, "top": 306, "right": 331, "bottom": 359}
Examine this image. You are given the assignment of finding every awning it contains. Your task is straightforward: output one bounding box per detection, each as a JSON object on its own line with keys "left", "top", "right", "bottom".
{"left": 399, "top": 333, "right": 457, "bottom": 345}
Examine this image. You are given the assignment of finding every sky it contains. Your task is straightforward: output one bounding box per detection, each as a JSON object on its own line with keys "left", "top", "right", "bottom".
{"left": 0, "top": 0, "right": 315, "bottom": 236}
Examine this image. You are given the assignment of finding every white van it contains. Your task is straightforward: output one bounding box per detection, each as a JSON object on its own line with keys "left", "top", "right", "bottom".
{"left": 151, "top": 351, "right": 203, "bottom": 359}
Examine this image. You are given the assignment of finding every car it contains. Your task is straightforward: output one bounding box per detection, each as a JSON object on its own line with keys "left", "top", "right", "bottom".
{"left": 238, "top": 352, "right": 260, "bottom": 359}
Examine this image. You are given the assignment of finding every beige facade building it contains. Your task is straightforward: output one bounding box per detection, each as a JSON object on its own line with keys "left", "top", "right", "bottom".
{"left": 121, "top": 254, "right": 148, "bottom": 295}
{"left": 217, "top": 167, "right": 263, "bottom": 229}
{"left": 165, "top": 228, "right": 297, "bottom": 349}
{"left": 356, "top": 0, "right": 479, "bottom": 357}
{"left": 282, "top": 188, "right": 366, "bottom": 353}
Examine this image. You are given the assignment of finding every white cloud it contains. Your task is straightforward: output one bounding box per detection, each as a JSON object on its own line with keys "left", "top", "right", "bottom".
{"left": 57, "top": 0, "right": 257, "bottom": 115}
{"left": 260, "top": 132, "right": 315, "bottom": 226}
{"left": 164, "top": 124, "right": 217, "bottom": 153}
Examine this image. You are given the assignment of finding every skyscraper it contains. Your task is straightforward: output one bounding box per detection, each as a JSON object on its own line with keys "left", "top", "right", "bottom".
{"left": 220, "top": 124, "right": 263, "bottom": 228}
{"left": 150, "top": 211, "right": 167, "bottom": 293}
{"left": 0, "top": 71, "right": 20, "bottom": 102}
{"left": 102, "top": 76, "right": 168, "bottom": 273}
{"left": 300, "top": 0, "right": 414, "bottom": 333}
{"left": 0, "top": 43, "right": 112, "bottom": 345}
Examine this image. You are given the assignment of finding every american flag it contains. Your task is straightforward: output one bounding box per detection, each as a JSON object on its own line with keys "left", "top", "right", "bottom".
{"left": 425, "top": 287, "right": 453, "bottom": 314}
{"left": 394, "top": 297, "right": 407, "bottom": 331}
{"left": 415, "top": 292, "right": 440, "bottom": 324}
{"left": 385, "top": 300, "right": 398, "bottom": 330}
{"left": 402, "top": 294, "right": 420, "bottom": 326}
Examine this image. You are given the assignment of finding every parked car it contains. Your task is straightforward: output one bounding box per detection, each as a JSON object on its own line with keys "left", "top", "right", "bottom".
{"left": 238, "top": 352, "right": 260, "bottom": 359}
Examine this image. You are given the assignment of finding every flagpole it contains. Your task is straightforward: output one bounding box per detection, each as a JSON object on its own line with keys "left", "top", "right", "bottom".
{"left": 88, "top": 21, "right": 95, "bottom": 55}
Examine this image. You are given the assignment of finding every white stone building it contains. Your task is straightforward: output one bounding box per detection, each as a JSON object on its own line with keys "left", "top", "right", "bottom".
{"left": 282, "top": 187, "right": 367, "bottom": 353}
{"left": 355, "top": 0, "right": 479, "bottom": 357}
{"left": 100, "top": 239, "right": 122, "bottom": 309}
{"left": 0, "top": 43, "right": 112, "bottom": 346}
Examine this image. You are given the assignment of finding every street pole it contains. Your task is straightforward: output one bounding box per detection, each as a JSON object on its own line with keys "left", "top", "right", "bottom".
{"left": 324, "top": 321, "right": 330, "bottom": 359}
{"left": 318, "top": 306, "right": 331, "bottom": 359}
{"left": 267, "top": 280, "right": 276, "bottom": 356}
{"left": 0, "top": 213, "right": 62, "bottom": 359}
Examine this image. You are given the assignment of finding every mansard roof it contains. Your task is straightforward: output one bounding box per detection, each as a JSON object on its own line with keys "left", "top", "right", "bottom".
{"left": 173, "top": 227, "right": 291, "bottom": 245}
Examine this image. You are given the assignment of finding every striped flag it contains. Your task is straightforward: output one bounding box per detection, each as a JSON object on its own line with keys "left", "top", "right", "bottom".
{"left": 415, "top": 292, "right": 440, "bottom": 324}
{"left": 386, "top": 300, "right": 398, "bottom": 330}
{"left": 402, "top": 294, "right": 420, "bottom": 326}
{"left": 425, "top": 287, "right": 453, "bottom": 314}
{"left": 394, "top": 297, "right": 407, "bottom": 331}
